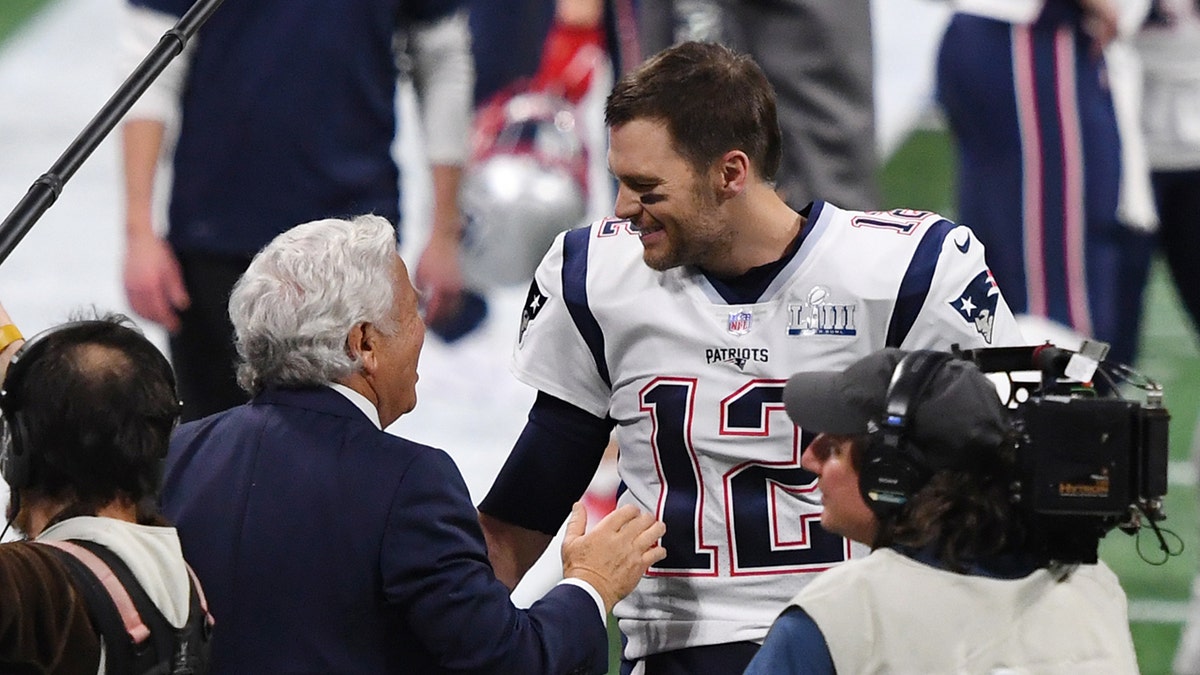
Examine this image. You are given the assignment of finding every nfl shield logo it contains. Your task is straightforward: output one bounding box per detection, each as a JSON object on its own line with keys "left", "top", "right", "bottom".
{"left": 727, "top": 310, "right": 753, "bottom": 336}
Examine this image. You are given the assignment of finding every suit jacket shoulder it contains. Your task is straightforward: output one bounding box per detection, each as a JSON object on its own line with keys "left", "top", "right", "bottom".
{"left": 164, "top": 386, "right": 608, "bottom": 674}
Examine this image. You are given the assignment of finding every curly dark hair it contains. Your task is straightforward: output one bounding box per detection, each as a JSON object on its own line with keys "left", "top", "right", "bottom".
{"left": 871, "top": 429, "right": 1026, "bottom": 573}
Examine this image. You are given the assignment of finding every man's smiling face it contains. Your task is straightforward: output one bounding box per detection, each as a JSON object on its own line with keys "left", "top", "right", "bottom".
{"left": 607, "top": 118, "right": 734, "bottom": 272}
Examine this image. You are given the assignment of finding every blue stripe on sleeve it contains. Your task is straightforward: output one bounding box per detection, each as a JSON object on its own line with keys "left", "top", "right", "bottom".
{"left": 886, "top": 219, "right": 957, "bottom": 347}
{"left": 478, "top": 393, "right": 615, "bottom": 534}
{"left": 561, "top": 227, "right": 611, "bottom": 388}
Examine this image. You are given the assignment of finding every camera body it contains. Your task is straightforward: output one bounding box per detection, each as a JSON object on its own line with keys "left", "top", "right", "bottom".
{"left": 955, "top": 344, "right": 1170, "bottom": 564}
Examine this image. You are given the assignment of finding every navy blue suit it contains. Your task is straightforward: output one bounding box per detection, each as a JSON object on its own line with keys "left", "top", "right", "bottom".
{"left": 161, "top": 387, "right": 607, "bottom": 674}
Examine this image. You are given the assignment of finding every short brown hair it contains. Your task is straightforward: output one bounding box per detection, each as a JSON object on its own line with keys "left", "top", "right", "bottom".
{"left": 605, "top": 41, "right": 782, "bottom": 182}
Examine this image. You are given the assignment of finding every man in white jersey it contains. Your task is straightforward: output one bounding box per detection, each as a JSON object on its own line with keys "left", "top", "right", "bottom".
{"left": 745, "top": 348, "right": 1138, "bottom": 673}
{"left": 478, "top": 41, "right": 1025, "bottom": 673}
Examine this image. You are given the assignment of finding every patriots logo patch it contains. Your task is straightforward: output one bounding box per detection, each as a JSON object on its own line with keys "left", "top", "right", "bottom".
{"left": 518, "top": 280, "right": 547, "bottom": 346}
{"left": 950, "top": 269, "right": 1000, "bottom": 344}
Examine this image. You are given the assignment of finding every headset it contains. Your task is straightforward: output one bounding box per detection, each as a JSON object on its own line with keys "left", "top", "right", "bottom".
{"left": 0, "top": 320, "right": 180, "bottom": 494}
{"left": 858, "top": 350, "right": 955, "bottom": 517}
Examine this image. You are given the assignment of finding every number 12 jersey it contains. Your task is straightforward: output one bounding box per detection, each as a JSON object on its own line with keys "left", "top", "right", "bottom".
{"left": 512, "top": 201, "right": 1025, "bottom": 659}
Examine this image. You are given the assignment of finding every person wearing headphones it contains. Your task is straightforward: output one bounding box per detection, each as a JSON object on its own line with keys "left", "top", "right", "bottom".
{"left": 745, "top": 348, "right": 1139, "bottom": 674}
{"left": 0, "top": 304, "right": 211, "bottom": 674}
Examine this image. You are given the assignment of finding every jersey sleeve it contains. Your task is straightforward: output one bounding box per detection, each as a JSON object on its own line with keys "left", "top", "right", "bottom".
{"left": 511, "top": 227, "right": 613, "bottom": 418}
{"left": 408, "top": 10, "right": 472, "bottom": 166}
{"left": 901, "top": 223, "right": 1026, "bottom": 350}
{"left": 478, "top": 393, "right": 614, "bottom": 534}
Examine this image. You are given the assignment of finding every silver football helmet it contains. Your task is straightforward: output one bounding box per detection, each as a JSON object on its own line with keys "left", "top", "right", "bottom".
{"left": 459, "top": 90, "right": 589, "bottom": 288}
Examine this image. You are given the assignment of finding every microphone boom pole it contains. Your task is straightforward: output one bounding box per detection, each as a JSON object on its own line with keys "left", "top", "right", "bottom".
{"left": 0, "top": 0, "right": 225, "bottom": 266}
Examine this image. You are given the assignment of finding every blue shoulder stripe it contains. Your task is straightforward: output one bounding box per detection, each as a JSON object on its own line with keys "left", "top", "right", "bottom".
{"left": 561, "top": 228, "right": 611, "bottom": 388}
{"left": 886, "top": 219, "right": 957, "bottom": 347}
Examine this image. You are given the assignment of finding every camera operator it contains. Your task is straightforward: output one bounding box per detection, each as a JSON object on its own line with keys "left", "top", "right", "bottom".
{"left": 0, "top": 302, "right": 210, "bottom": 674}
{"left": 745, "top": 347, "right": 1139, "bottom": 674}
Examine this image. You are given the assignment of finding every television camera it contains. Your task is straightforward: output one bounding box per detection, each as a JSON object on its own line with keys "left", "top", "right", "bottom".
{"left": 953, "top": 342, "right": 1174, "bottom": 565}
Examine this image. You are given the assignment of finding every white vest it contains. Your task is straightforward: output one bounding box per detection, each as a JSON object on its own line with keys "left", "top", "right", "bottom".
{"left": 793, "top": 548, "right": 1140, "bottom": 674}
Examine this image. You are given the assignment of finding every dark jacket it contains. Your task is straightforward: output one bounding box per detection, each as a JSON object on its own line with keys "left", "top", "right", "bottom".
{"left": 162, "top": 386, "right": 607, "bottom": 674}
{"left": 0, "top": 542, "right": 100, "bottom": 674}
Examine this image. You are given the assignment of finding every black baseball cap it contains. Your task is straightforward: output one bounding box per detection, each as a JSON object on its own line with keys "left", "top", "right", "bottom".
{"left": 782, "top": 348, "right": 1009, "bottom": 467}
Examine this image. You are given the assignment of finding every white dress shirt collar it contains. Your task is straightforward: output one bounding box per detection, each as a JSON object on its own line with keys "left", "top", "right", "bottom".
{"left": 327, "top": 383, "right": 382, "bottom": 430}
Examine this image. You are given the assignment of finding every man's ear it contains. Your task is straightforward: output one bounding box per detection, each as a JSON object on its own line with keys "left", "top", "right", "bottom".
{"left": 715, "top": 149, "right": 750, "bottom": 198}
{"left": 346, "top": 322, "right": 377, "bottom": 373}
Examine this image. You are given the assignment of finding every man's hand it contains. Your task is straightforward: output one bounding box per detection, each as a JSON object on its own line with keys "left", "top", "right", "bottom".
{"left": 561, "top": 502, "right": 666, "bottom": 613}
{"left": 414, "top": 228, "right": 465, "bottom": 328}
{"left": 123, "top": 233, "right": 189, "bottom": 332}
{"left": 1079, "top": 0, "right": 1119, "bottom": 55}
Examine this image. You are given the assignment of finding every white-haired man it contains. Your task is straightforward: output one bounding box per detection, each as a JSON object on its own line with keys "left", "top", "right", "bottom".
{"left": 160, "top": 214, "right": 666, "bottom": 674}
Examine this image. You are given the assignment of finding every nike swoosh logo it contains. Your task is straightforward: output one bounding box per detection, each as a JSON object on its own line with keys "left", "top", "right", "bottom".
{"left": 954, "top": 234, "right": 970, "bottom": 254}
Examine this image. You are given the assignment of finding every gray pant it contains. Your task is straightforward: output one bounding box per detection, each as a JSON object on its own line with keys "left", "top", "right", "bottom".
{"left": 637, "top": 0, "right": 879, "bottom": 210}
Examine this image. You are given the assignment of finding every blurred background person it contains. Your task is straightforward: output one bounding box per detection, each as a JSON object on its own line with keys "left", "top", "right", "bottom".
{"left": 1116, "top": 0, "right": 1200, "bottom": 367}
{"left": 470, "top": 0, "right": 638, "bottom": 109}
{"left": 1126, "top": 3, "right": 1200, "bottom": 673}
{"left": 119, "top": 0, "right": 474, "bottom": 421}
{"left": 464, "top": 0, "right": 631, "bottom": 551}
{"left": 1136, "top": 0, "right": 1200, "bottom": 344}
{"left": 934, "top": 0, "right": 1141, "bottom": 361}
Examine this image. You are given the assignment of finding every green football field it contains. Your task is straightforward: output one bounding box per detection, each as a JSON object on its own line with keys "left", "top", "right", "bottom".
{"left": 0, "top": 0, "right": 46, "bottom": 44}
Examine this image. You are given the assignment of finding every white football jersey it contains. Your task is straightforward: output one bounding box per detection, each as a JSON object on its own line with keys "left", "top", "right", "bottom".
{"left": 512, "top": 201, "right": 1024, "bottom": 659}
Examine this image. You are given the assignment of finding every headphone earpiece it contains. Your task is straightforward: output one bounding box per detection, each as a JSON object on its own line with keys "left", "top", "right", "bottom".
{"left": 858, "top": 448, "right": 930, "bottom": 517}
{"left": 0, "top": 411, "right": 32, "bottom": 490}
{"left": 858, "top": 350, "right": 955, "bottom": 517}
{"left": 1, "top": 334, "right": 47, "bottom": 492}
